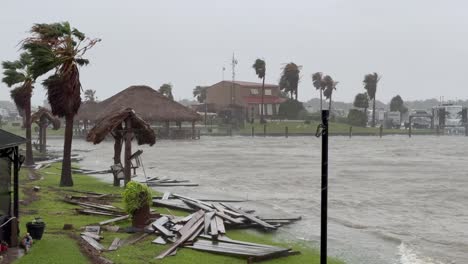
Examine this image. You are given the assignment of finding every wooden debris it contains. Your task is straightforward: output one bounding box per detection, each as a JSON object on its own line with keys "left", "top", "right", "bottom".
{"left": 151, "top": 216, "right": 174, "bottom": 237}
{"left": 81, "top": 232, "right": 103, "bottom": 241}
{"left": 220, "top": 203, "right": 277, "bottom": 230}
{"left": 103, "top": 225, "right": 120, "bottom": 232}
{"left": 162, "top": 192, "right": 171, "bottom": 200}
{"left": 81, "top": 235, "right": 105, "bottom": 251}
{"left": 151, "top": 236, "right": 167, "bottom": 245}
{"left": 156, "top": 210, "right": 205, "bottom": 259}
{"left": 85, "top": 226, "right": 101, "bottom": 236}
{"left": 99, "top": 215, "right": 130, "bottom": 226}
{"left": 108, "top": 238, "right": 121, "bottom": 251}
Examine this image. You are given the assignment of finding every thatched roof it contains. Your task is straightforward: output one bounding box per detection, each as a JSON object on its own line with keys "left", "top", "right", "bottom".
{"left": 87, "top": 108, "right": 156, "bottom": 146}
{"left": 95, "top": 86, "right": 201, "bottom": 122}
{"left": 31, "top": 107, "right": 61, "bottom": 130}
{"left": 75, "top": 101, "right": 101, "bottom": 121}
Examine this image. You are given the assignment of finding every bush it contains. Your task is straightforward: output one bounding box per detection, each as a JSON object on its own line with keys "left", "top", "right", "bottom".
{"left": 278, "top": 99, "right": 305, "bottom": 119}
{"left": 122, "top": 182, "right": 152, "bottom": 215}
{"left": 347, "top": 109, "right": 367, "bottom": 127}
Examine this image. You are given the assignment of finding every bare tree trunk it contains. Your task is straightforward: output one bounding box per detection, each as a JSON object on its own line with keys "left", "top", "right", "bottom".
{"left": 372, "top": 99, "right": 376, "bottom": 127}
{"left": 261, "top": 76, "right": 265, "bottom": 123}
{"left": 329, "top": 94, "right": 333, "bottom": 112}
{"left": 38, "top": 122, "right": 43, "bottom": 153}
{"left": 320, "top": 90, "right": 323, "bottom": 111}
{"left": 42, "top": 125, "right": 47, "bottom": 153}
{"left": 124, "top": 118, "right": 133, "bottom": 186}
{"left": 60, "top": 114, "right": 74, "bottom": 187}
{"left": 24, "top": 97, "right": 34, "bottom": 166}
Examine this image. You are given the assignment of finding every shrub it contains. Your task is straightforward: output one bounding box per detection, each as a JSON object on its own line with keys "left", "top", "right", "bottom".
{"left": 347, "top": 109, "right": 367, "bottom": 127}
{"left": 278, "top": 99, "right": 305, "bottom": 119}
{"left": 122, "top": 182, "right": 152, "bottom": 215}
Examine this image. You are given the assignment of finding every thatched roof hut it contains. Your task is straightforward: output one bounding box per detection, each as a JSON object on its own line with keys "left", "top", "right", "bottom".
{"left": 31, "top": 107, "right": 60, "bottom": 130}
{"left": 87, "top": 108, "right": 155, "bottom": 146}
{"left": 77, "top": 86, "right": 201, "bottom": 123}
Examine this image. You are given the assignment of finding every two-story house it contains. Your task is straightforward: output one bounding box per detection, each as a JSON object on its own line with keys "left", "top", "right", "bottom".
{"left": 205, "top": 80, "right": 285, "bottom": 118}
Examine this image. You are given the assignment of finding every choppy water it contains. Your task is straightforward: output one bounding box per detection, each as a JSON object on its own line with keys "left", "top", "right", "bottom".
{"left": 48, "top": 136, "right": 468, "bottom": 264}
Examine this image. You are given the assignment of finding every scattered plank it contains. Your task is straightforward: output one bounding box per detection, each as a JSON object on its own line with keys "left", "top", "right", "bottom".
{"left": 81, "top": 235, "right": 105, "bottom": 251}
{"left": 81, "top": 232, "right": 102, "bottom": 241}
{"left": 99, "top": 215, "right": 130, "bottom": 226}
{"left": 152, "top": 236, "right": 167, "bottom": 245}
{"left": 215, "top": 216, "right": 226, "bottom": 234}
{"left": 125, "top": 233, "right": 150, "bottom": 246}
{"left": 156, "top": 211, "right": 205, "bottom": 259}
{"left": 162, "top": 192, "right": 171, "bottom": 200}
{"left": 221, "top": 203, "right": 277, "bottom": 230}
{"left": 108, "top": 238, "right": 121, "bottom": 251}
{"left": 151, "top": 216, "right": 174, "bottom": 237}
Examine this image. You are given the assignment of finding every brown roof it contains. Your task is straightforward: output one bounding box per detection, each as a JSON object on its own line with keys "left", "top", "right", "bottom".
{"left": 75, "top": 101, "right": 101, "bottom": 121}
{"left": 31, "top": 107, "right": 60, "bottom": 130}
{"left": 85, "top": 86, "right": 201, "bottom": 122}
{"left": 87, "top": 108, "right": 156, "bottom": 146}
{"left": 211, "top": 80, "right": 279, "bottom": 89}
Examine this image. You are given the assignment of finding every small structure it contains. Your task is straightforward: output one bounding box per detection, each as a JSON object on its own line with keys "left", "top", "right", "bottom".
{"left": 0, "top": 129, "right": 26, "bottom": 247}
{"left": 76, "top": 86, "right": 201, "bottom": 139}
{"left": 87, "top": 108, "right": 156, "bottom": 186}
{"left": 31, "top": 107, "right": 60, "bottom": 153}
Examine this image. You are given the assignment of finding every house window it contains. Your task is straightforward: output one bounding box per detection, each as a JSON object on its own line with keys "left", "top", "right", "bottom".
{"left": 264, "top": 89, "right": 272, "bottom": 96}
{"left": 250, "top": 89, "right": 259, "bottom": 95}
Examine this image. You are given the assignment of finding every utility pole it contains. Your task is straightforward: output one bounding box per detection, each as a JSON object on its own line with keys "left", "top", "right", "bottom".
{"left": 316, "top": 110, "right": 329, "bottom": 264}
{"left": 231, "top": 53, "right": 238, "bottom": 105}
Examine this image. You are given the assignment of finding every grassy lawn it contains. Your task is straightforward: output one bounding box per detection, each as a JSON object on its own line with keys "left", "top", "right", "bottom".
{"left": 239, "top": 120, "right": 434, "bottom": 136}
{"left": 15, "top": 163, "right": 344, "bottom": 264}
{"left": 1, "top": 121, "right": 64, "bottom": 138}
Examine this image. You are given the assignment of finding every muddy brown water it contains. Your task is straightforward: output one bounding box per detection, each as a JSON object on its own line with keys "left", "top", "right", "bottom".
{"left": 47, "top": 136, "right": 468, "bottom": 264}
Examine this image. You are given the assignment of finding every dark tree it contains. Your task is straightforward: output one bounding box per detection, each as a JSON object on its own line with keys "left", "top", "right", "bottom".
{"left": 24, "top": 22, "right": 100, "bottom": 186}
{"left": 252, "top": 59, "right": 266, "bottom": 122}
{"left": 159, "top": 83, "right": 174, "bottom": 100}
{"left": 279, "top": 63, "right": 301, "bottom": 100}
{"left": 363, "top": 72, "right": 381, "bottom": 127}
{"left": 353, "top": 92, "right": 369, "bottom": 112}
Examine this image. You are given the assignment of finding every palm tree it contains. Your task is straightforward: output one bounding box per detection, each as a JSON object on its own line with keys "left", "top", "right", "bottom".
{"left": 84, "top": 89, "right": 97, "bottom": 102}
{"left": 323, "top": 75, "right": 338, "bottom": 112}
{"left": 252, "top": 59, "right": 266, "bottom": 123}
{"left": 363, "top": 72, "right": 381, "bottom": 127}
{"left": 193, "top": 86, "right": 207, "bottom": 103}
{"left": 353, "top": 92, "right": 369, "bottom": 113}
{"left": 2, "top": 52, "right": 35, "bottom": 166}
{"left": 312, "top": 72, "right": 326, "bottom": 111}
{"left": 159, "top": 83, "right": 174, "bottom": 100}
{"left": 279, "top": 63, "right": 301, "bottom": 100}
{"left": 23, "top": 22, "right": 100, "bottom": 186}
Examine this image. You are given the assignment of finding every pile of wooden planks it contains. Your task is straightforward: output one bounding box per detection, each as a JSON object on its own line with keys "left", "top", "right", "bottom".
{"left": 63, "top": 197, "right": 126, "bottom": 217}
{"left": 142, "top": 177, "right": 199, "bottom": 187}
{"left": 153, "top": 193, "right": 301, "bottom": 230}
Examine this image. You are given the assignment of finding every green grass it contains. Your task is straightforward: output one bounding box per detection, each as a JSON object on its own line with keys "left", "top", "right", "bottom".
{"left": 15, "top": 163, "right": 344, "bottom": 264}
{"left": 1, "top": 122, "right": 64, "bottom": 138}
{"left": 239, "top": 120, "right": 434, "bottom": 136}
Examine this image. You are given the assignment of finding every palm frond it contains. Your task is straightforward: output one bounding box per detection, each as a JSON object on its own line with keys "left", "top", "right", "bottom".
{"left": 252, "top": 59, "right": 266, "bottom": 79}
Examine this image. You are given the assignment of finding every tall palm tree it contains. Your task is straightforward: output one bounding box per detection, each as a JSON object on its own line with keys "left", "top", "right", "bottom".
{"left": 193, "top": 86, "right": 207, "bottom": 103}
{"left": 2, "top": 52, "right": 35, "bottom": 166}
{"left": 252, "top": 59, "right": 266, "bottom": 123}
{"left": 363, "top": 72, "right": 381, "bottom": 127}
{"left": 84, "top": 89, "right": 97, "bottom": 102}
{"left": 323, "top": 75, "right": 338, "bottom": 112}
{"left": 279, "top": 63, "right": 301, "bottom": 100}
{"left": 312, "top": 72, "right": 326, "bottom": 111}
{"left": 23, "top": 22, "right": 100, "bottom": 186}
{"left": 159, "top": 83, "right": 174, "bottom": 100}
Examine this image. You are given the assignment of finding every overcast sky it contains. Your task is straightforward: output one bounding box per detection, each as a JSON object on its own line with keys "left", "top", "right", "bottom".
{"left": 1, "top": 0, "right": 467, "bottom": 106}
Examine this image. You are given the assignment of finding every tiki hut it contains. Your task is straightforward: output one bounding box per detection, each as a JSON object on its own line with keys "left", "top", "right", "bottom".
{"left": 87, "top": 108, "right": 155, "bottom": 186}
{"left": 76, "top": 86, "right": 201, "bottom": 138}
{"left": 31, "top": 107, "right": 61, "bottom": 153}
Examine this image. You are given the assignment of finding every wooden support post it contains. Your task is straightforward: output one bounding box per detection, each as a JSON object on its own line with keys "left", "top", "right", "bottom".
{"left": 409, "top": 122, "right": 412, "bottom": 138}
{"left": 165, "top": 121, "right": 170, "bottom": 138}
{"left": 191, "top": 121, "right": 195, "bottom": 140}
{"left": 251, "top": 126, "right": 254, "bottom": 137}
{"left": 263, "top": 124, "right": 266, "bottom": 137}
{"left": 436, "top": 125, "right": 440, "bottom": 136}
{"left": 379, "top": 125, "right": 383, "bottom": 138}
{"left": 124, "top": 119, "right": 133, "bottom": 186}
{"left": 38, "top": 124, "right": 43, "bottom": 152}
{"left": 13, "top": 146, "right": 19, "bottom": 219}
{"left": 285, "top": 126, "right": 288, "bottom": 138}
{"left": 349, "top": 126, "right": 352, "bottom": 138}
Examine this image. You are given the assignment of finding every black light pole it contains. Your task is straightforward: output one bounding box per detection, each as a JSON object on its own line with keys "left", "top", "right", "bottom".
{"left": 320, "top": 110, "right": 329, "bottom": 264}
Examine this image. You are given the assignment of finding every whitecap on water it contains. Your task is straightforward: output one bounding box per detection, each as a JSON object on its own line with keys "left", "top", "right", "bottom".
{"left": 398, "top": 243, "right": 447, "bottom": 264}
